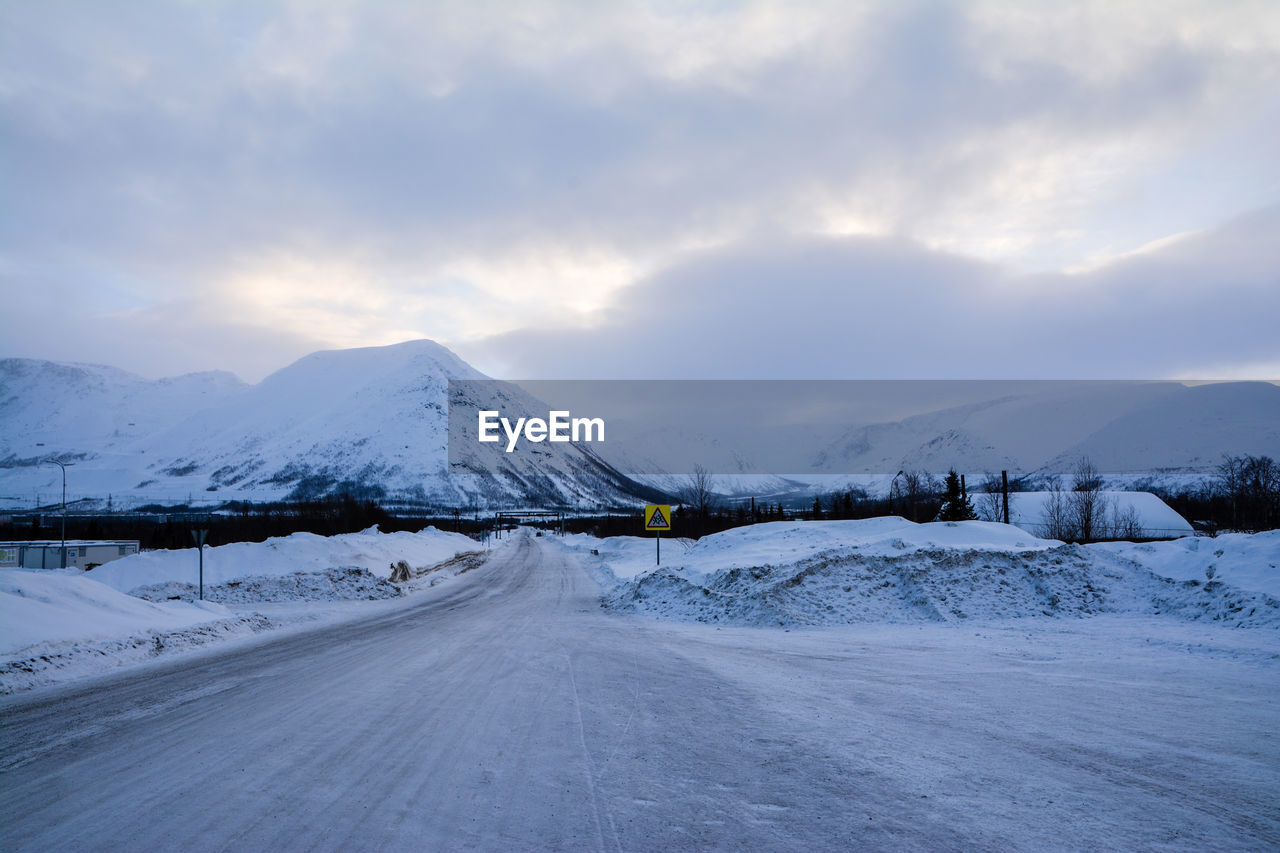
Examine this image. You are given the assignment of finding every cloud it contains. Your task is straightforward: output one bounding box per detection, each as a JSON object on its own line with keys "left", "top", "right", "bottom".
{"left": 462, "top": 205, "right": 1280, "bottom": 379}
{"left": 1, "top": 1, "right": 1277, "bottom": 380}
{"left": 0, "top": 267, "right": 326, "bottom": 383}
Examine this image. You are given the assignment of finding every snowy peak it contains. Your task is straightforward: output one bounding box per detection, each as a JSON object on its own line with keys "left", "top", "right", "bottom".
{"left": 258, "top": 339, "right": 485, "bottom": 391}
{"left": 0, "top": 358, "right": 249, "bottom": 465}
{"left": 1, "top": 340, "right": 653, "bottom": 508}
{"left": 140, "top": 339, "right": 492, "bottom": 503}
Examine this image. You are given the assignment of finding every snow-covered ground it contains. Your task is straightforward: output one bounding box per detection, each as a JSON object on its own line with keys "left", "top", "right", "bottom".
{"left": 3, "top": 532, "right": 1277, "bottom": 850}
{"left": 569, "top": 518, "right": 1280, "bottom": 628}
{"left": 8, "top": 520, "right": 1279, "bottom": 698}
{"left": 0, "top": 526, "right": 482, "bottom": 693}
{"left": 1093, "top": 530, "right": 1280, "bottom": 597}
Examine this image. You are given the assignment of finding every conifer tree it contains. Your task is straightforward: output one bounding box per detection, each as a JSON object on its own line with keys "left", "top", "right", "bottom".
{"left": 938, "top": 469, "right": 977, "bottom": 521}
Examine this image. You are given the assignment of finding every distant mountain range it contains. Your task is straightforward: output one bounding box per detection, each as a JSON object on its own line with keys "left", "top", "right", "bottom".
{"left": 2, "top": 341, "right": 1277, "bottom": 510}
{"left": 0, "top": 341, "right": 659, "bottom": 510}
{"left": 811, "top": 381, "right": 1280, "bottom": 479}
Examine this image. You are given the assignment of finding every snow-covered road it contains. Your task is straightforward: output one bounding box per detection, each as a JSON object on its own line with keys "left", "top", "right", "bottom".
{"left": 2, "top": 531, "right": 1277, "bottom": 851}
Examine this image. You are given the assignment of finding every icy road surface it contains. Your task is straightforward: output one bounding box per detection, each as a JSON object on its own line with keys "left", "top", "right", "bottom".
{"left": 2, "top": 532, "right": 1277, "bottom": 851}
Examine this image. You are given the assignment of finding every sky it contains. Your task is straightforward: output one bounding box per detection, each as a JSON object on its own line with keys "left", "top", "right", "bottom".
{"left": 2, "top": 0, "right": 1278, "bottom": 383}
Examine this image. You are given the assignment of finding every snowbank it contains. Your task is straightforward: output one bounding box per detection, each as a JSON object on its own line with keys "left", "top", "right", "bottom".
{"left": 1090, "top": 531, "right": 1280, "bottom": 598}
{"left": 569, "top": 518, "right": 1055, "bottom": 586}
{"left": 560, "top": 532, "right": 687, "bottom": 582}
{"left": 0, "top": 569, "right": 234, "bottom": 656}
{"left": 0, "top": 526, "right": 488, "bottom": 694}
{"left": 670, "top": 518, "right": 1054, "bottom": 579}
{"left": 597, "top": 519, "right": 1280, "bottom": 628}
{"left": 89, "top": 526, "right": 480, "bottom": 596}
{"left": 0, "top": 568, "right": 281, "bottom": 693}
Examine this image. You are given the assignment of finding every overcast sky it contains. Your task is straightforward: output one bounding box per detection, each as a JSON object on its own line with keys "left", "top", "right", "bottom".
{"left": 3, "top": 0, "right": 1278, "bottom": 382}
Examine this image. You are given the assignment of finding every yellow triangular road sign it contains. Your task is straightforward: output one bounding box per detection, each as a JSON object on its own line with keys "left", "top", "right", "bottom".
{"left": 644, "top": 504, "right": 671, "bottom": 530}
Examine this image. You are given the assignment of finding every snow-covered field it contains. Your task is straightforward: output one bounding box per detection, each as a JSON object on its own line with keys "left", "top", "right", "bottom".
{"left": 4, "top": 531, "right": 1277, "bottom": 850}
{"left": 7, "top": 520, "right": 1279, "bottom": 699}
{"left": 568, "top": 519, "right": 1280, "bottom": 628}
{"left": 0, "top": 526, "right": 482, "bottom": 693}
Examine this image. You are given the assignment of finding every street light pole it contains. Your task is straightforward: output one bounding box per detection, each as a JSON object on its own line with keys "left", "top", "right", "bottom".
{"left": 45, "top": 459, "right": 71, "bottom": 569}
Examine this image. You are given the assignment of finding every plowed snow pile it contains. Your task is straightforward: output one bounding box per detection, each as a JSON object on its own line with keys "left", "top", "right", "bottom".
{"left": 594, "top": 519, "right": 1280, "bottom": 627}
{"left": 1, "top": 569, "right": 238, "bottom": 653}
{"left": 0, "top": 526, "right": 484, "bottom": 693}
{"left": 0, "top": 569, "right": 274, "bottom": 694}
{"left": 130, "top": 566, "right": 402, "bottom": 604}
{"left": 1092, "top": 530, "right": 1280, "bottom": 597}
{"left": 89, "top": 525, "right": 479, "bottom": 598}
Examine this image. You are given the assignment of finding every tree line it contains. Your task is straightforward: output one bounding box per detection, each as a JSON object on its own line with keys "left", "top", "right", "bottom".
{"left": 653, "top": 453, "right": 1280, "bottom": 543}
{"left": 2, "top": 495, "right": 489, "bottom": 551}
{"left": 1156, "top": 454, "right": 1279, "bottom": 535}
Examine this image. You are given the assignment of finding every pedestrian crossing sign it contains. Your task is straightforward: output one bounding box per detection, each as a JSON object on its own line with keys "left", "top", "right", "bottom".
{"left": 644, "top": 504, "right": 671, "bottom": 531}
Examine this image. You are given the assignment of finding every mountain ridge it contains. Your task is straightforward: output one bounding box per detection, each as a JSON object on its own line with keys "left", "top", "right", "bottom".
{"left": 1, "top": 341, "right": 657, "bottom": 509}
{"left": 4, "top": 343, "right": 1278, "bottom": 509}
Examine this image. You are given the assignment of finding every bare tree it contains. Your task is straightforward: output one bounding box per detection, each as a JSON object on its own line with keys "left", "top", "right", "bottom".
{"left": 975, "top": 471, "right": 1005, "bottom": 522}
{"left": 896, "top": 470, "right": 939, "bottom": 522}
{"left": 1217, "top": 454, "right": 1280, "bottom": 532}
{"left": 976, "top": 491, "right": 1003, "bottom": 523}
{"left": 1068, "top": 457, "right": 1107, "bottom": 542}
{"left": 1108, "top": 503, "right": 1144, "bottom": 540}
{"left": 682, "top": 464, "right": 720, "bottom": 520}
{"left": 1042, "top": 478, "right": 1074, "bottom": 540}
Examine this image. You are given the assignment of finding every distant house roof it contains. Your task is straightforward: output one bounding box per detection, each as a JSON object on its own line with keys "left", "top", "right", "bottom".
{"left": 978, "top": 491, "right": 1193, "bottom": 540}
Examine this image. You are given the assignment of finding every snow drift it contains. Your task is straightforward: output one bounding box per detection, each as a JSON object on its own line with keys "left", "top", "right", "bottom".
{"left": 0, "top": 568, "right": 276, "bottom": 694}
{"left": 1092, "top": 531, "right": 1280, "bottom": 598}
{"left": 0, "top": 526, "right": 486, "bottom": 693}
{"left": 0, "top": 569, "right": 236, "bottom": 655}
{"left": 592, "top": 519, "right": 1280, "bottom": 628}
{"left": 87, "top": 525, "right": 480, "bottom": 599}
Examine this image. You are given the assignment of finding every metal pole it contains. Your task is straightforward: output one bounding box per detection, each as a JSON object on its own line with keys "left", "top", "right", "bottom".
{"left": 191, "top": 528, "right": 208, "bottom": 600}
{"left": 1001, "top": 470, "right": 1010, "bottom": 524}
{"left": 60, "top": 465, "right": 66, "bottom": 569}
{"left": 45, "top": 459, "right": 70, "bottom": 569}
{"left": 656, "top": 530, "right": 660, "bottom": 566}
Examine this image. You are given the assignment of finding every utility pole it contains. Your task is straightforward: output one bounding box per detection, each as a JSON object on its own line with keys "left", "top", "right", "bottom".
{"left": 191, "top": 528, "right": 209, "bottom": 600}
{"left": 45, "top": 459, "right": 71, "bottom": 569}
{"left": 1001, "top": 470, "right": 1010, "bottom": 524}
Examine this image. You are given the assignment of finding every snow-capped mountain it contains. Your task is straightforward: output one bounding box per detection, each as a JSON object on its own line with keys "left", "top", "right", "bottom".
{"left": 811, "top": 381, "right": 1280, "bottom": 481}
{"left": 0, "top": 341, "right": 661, "bottom": 509}
{"left": 1, "top": 358, "right": 249, "bottom": 503}
{"left": 5, "top": 344, "right": 1277, "bottom": 511}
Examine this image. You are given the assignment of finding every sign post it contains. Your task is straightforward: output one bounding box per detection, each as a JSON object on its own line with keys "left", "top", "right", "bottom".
{"left": 643, "top": 504, "right": 671, "bottom": 565}
{"left": 191, "top": 529, "right": 209, "bottom": 600}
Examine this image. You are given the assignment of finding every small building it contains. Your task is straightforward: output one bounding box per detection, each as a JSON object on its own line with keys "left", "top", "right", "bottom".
{"left": 0, "top": 540, "right": 141, "bottom": 570}
{"left": 990, "top": 491, "right": 1193, "bottom": 541}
